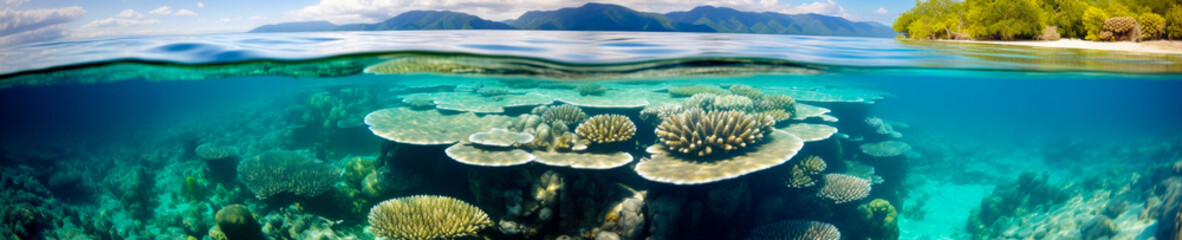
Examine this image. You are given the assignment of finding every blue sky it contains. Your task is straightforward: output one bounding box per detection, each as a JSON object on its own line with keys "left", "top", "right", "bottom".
{"left": 1, "top": 0, "right": 914, "bottom": 46}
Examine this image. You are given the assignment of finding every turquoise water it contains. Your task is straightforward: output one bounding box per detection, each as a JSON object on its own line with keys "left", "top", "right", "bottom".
{"left": 1, "top": 31, "right": 1181, "bottom": 240}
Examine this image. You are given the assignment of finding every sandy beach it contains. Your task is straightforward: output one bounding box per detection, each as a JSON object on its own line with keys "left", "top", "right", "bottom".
{"left": 949, "top": 39, "right": 1182, "bottom": 54}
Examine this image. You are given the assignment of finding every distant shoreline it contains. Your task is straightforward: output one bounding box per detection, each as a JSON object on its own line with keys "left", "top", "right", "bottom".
{"left": 938, "top": 39, "right": 1182, "bottom": 54}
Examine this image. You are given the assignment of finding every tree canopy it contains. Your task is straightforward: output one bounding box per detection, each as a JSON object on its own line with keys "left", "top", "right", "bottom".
{"left": 894, "top": 0, "right": 1182, "bottom": 41}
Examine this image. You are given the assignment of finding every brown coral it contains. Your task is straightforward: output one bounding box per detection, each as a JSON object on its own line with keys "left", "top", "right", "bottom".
{"left": 655, "top": 109, "right": 774, "bottom": 157}
{"left": 748, "top": 220, "right": 841, "bottom": 240}
{"left": 786, "top": 156, "right": 827, "bottom": 188}
{"left": 728, "top": 84, "right": 763, "bottom": 98}
{"left": 369, "top": 195, "right": 492, "bottom": 240}
{"left": 576, "top": 114, "right": 636, "bottom": 144}
{"left": 541, "top": 105, "right": 588, "bottom": 126}
{"left": 237, "top": 151, "right": 341, "bottom": 199}
{"left": 817, "top": 173, "right": 872, "bottom": 204}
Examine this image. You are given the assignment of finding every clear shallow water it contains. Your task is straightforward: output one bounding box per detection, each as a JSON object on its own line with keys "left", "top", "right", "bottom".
{"left": 1, "top": 31, "right": 1181, "bottom": 240}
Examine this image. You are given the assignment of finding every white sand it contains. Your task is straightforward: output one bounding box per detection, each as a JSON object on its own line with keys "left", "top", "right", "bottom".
{"left": 945, "top": 39, "right": 1182, "bottom": 54}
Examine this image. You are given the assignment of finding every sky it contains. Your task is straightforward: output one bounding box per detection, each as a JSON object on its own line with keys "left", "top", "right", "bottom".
{"left": 0, "top": 0, "right": 913, "bottom": 47}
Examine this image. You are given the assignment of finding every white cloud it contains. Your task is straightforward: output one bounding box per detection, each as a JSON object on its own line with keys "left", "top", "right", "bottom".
{"left": 874, "top": 7, "right": 888, "bottom": 15}
{"left": 286, "top": 0, "right": 854, "bottom": 24}
{"left": 218, "top": 18, "right": 230, "bottom": 22}
{"left": 175, "top": 9, "right": 197, "bottom": 16}
{"left": 149, "top": 6, "right": 172, "bottom": 15}
{"left": 0, "top": 6, "right": 85, "bottom": 46}
{"left": 82, "top": 17, "right": 160, "bottom": 28}
{"left": 117, "top": 9, "right": 144, "bottom": 18}
{"left": 197, "top": 2, "right": 205, "bottom": 8}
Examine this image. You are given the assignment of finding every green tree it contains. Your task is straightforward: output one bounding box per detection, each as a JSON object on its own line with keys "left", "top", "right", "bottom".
{"left": 1043, "top": 0, "right": 1089, "bottom": 38}
{"left": 1140, "top": 13, "right": 1165, "bottom": 40}
{"left": 966, "top": 0, "right": 1045, "bottom": 40}
{"left": 1168, "top": 5, "right": 1182, "bottom": 40}
{"left": 1083, "top": 6, "right": 1110, "bottom": 40}
{"left": 1106, "top": 2, "right": 1135, "bottom": 17}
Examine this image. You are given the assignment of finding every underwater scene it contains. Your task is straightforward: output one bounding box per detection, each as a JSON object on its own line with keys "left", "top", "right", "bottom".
{"left": 2, "top": 31, "right": 1182, "bottom": 240}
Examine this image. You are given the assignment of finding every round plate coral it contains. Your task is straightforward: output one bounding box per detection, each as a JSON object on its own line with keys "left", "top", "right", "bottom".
{"left": 635, "top": 130, "right": 804, "bottom": 185}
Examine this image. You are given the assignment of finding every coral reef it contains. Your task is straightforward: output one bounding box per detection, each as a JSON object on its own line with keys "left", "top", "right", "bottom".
{"left": 532, "top": 151, "right": 634, "bottom": 169}
{"left": 966, "top": 172, "right": 1069, "bottom": 239}
{"left": 747, "top": 220, "right": 841, "bottom": 240}
{"left": 668, "top": 85, "right": 727, "bottom": 97}
{"left": 817, "top": 174, "right": 872, "bottom": 204}
{"left": 258, "top": 205, "right": 356, "bottom": 240}
{"left": 786, "top": 156, "right": 828, "bottom": 188}
{"left": 576, "top": 83, "right": 608, "bottom": 96}
{"left": 655, "top": 109, "right": 774, "bottom": 157}
{"left": 576, "top": 114, "right": 636, "bottom": 144}
{"left": 237, "top": 151, "right": 342, "bottom": 199}
{"left": 401, "top": 95, "right": 435, "bottom": 109}
{"left": 541, "top": 104, "right": 589, "bottom": 127}
{"left": 639, "top": 104, "right": 684, "bottom": 126}
{"left": 195, "top": 143, "right": 237, "bottom": 160}
{"left": 851, "top": 199, "right": 898, "bottom": 240}
{"left": 1, "top": 166, "right": 75, "bottom": 239}
{"left": 637, "top": 130, "right": 804, "bottom": 184}
{"left": 728, "top": 84, "right": 763, "bottom": 99}
{"left": 469, "top": 128, "right": 535, "bottom": 147}
{"left": 368, "top": 195, "right": 492, "bottom": 240}
{"left": 445, "top": 143, "right": 536, "bottom": 166}
{"left": 215, "top": 204, "right": 263, "bottom": 240}
{"left": 859, "top": 141, "right": 912, "bottom": 158}
{"left": 476, "top": 86, "right": 512, "bottom": 97}
{"left": 780, "top": 124, "right": 838, "bottom": 142}
{"left": 364, "top": 108, "right": 515, "bottom": 145}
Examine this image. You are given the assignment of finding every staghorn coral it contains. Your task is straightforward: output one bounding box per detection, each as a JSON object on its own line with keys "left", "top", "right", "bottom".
{"left": 747, "top": 220, "right": 841, "bottom": 240}
{"left": 640, "top": 104, "right": 684, "bottom": 125}
{"left": 786, "top": 156, "right": 828, "bottom": 188}
{"left": 655, "top": 109, "right": 775, "bottom": 157}
{"left": 711, "top": 95, "right": 754, "bottom": 111}
{"left": 577, "top": 114, "right": 636, "bottom": 144}
{"left": 728, "top": 84, "right": 763, "bottom": 99}
{"left": 576, "top": 83, "right": 608, "bottom": 96}
{"left": 541, "top": 105, "right": 588, "bottom": 126}
{"left": 668, "top": 85, "right": 727, "bottom": 97}
{"left": 760, "top": 109, "right": 793, "bottom": 122}
{"left": 476, "top": 86, "right": 511, "bottom": 97}
{"left": 755, "top": 94, "right": 798, "bottom": 115}
{"left": 195, "top": 143, "right": 237, "bottom": 160}
{"left": 817, "top": 173, "right": 872, "bottom": 204}
{"left": 368, "top": 195, "right": 492, "bottom": 240}
{"left": 237, "top": 151, "right": 342, "bottom": 199}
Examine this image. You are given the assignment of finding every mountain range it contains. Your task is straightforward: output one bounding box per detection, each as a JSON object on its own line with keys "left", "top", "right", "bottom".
{"left": 249, "top": 3, "right": 896, "bottom": 38}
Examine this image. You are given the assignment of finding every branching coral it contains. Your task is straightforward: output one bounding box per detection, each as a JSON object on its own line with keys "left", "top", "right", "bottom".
{"left": 747, "top": 220, "right": 841, "bottom": 240}
{"left": 728, "top": 84, "right": 763, "bottom": 99}
{"left": 640, "top": 104, "right": 684, "bottom": 125}
{"left": 754, "top": 94, "right": 797, "bottom": 114}
{"left": 786, "top": 156, "right": 827, "bottom": 188}
{"left": 669, "top": 85, "right": 727, "bottom": 97}
{"left": 575, "top": 83, "right": 608, "bottom": 96}
{"left": 541, "top": 105, "right": 588, "bottom": 126}
{"left": 195, "top": 143, "right": 237, "bottom": 160}
{"left": 476, "top": 86, "right": 511, "bottom": 97}
{"left": 655, "top": 109, "right": 774, "bottom": 157}
{"left": 368, "top": 195, "right": 492, "bottom": 240}
{"left": 237, "top": 151, "right": 342, "bottom": 199}
{"left": 576, "top": 114, "right": 636, "bottom": 144}
{"left": 817, "top": 173, "right": 872, "bottom": 204}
